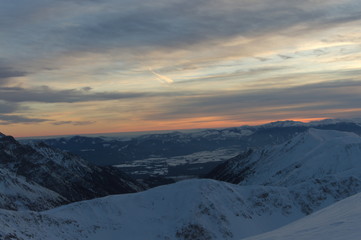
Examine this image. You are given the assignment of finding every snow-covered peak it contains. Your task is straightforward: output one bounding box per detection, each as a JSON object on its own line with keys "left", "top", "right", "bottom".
{"left": 280, "top": 128, "right": 361, "bottom": 155}
{"left": 260, "top": 120, "right": 306, "bottom": 128}
{"left": 209, "top": 129, "right": 361, "bottom": 187}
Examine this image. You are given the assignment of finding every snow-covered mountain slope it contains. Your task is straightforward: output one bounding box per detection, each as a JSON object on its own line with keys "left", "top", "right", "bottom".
{"left": 0, "top": 133, "right": 144, "bottom": 203}
{"left": 0, "top": 208, "right": 91, "bottom": 240}
{"left": 0, "top": 179, "right": 310, "bottom": 240}
{"left": 244, "top": 191, "right": 361, "bottom": 240}
{"left": 207, "top": 129, "right": 361, "bottom": 214}
{"left": 0, "top": 168, "right": 67, "bottom": 211}
{"left": 1, "top": 178, "right": 360, "bottom": 240}
{"left": 208, "top": 129, "right": 361, "bottom": 187}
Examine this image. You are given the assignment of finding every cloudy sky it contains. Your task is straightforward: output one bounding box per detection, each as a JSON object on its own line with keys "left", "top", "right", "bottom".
{"left": 1, "top": 0, "right": 361, "bottom": 137}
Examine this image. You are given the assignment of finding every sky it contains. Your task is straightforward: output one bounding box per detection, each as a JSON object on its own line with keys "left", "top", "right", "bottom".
{"left": 1, "top": 0, "right": 361, "bottom": 137}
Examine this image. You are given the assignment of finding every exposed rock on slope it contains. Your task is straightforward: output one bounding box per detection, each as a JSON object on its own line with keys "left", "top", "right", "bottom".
{"left": 244, "top": 191, "right": 361, "bottom": 240}
{"left": 0, "top": 168, "right": 67, "bottom": 211}
{"left": 0, "top": 133, "right": 144, "bottom": 204}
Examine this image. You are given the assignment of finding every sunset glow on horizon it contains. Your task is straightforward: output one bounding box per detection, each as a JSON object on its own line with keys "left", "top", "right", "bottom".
{"left": 1, "top": 0, "right": 361, "bottom": 137}
{"left": 8, "top": 117, "right": 330, "bottom": 138}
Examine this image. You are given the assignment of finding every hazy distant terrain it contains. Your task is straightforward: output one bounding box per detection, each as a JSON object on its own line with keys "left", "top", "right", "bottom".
{"left": 24, "top": 119, "right": 361, "bottom": 182}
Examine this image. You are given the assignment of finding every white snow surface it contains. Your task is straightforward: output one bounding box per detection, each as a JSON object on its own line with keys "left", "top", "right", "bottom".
{"left": 244, "top": 191, "right": 361, "bottom": 240}
{"left": 236, "top": 128, "right": 361, "bottom": 186}
{"left": 209, "top": 129, "right": 361, "bottom": 214}
{"left": 1, "top": 178, "right": 361, "bottom": 239}
{"left": 0, "top": 179, "right": 308, "bottom": 240}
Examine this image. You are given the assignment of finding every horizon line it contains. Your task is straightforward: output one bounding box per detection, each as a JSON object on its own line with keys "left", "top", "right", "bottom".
{"left": 11, "top": 117, "right": 351, "bottom": 139}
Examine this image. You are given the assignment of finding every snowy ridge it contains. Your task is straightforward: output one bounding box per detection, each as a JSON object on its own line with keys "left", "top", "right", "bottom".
{"left": 251, "top": 129, "right": 361, "bottom": 186}
{"left": 0, "top": 179, "right": 308, "bottom": 240}
{"left": 1, "top": 178, "right": 360, "bottom": 239}
{"left": 244, "top": 191, "right": 361, "bottom": 240}
{"left": 259, "top": 120, "right": 307, "bottom": 128}
{"left": 207, "top": 128, "right": 361, "bottom": 215}
{"left": 258, "top": 118, "right": 361, "bottom": 129}
{"left": 0, "top": 168, "right": 67, "bottom": 211}
{"left": 208, "top": 129, "right": 361, "bottom": 186}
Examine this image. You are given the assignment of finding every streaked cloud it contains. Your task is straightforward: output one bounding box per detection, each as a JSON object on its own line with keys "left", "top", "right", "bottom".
{"left": 0, "top": 86, "right": 195, "bottom": 103}
{"left": 0, "top": 86, "right": 147, "bottom": 103}
{"left": 0, "top": 115, "right": 48, "bottom": 125}
{"left": 1, "top": 0, "right": 361, "bottom": 136}
{"left": 0, "top": 101, "right": 19, "bottom": 114}
{"left": 149, "top": 68, "right": 174, "bottom": 84}
{"left": 143, "top": 80, "right": 361, "bottom": 121}
{"left": 0, "top": 62, "right": 27, "bottom": 87}
{"left": 52, "top": 120, "right": 95, "bottom": 126}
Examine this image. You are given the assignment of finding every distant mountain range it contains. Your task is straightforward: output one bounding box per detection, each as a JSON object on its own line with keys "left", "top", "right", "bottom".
{"left": 24, "top": 119, "right": 361, "bottom": 180}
